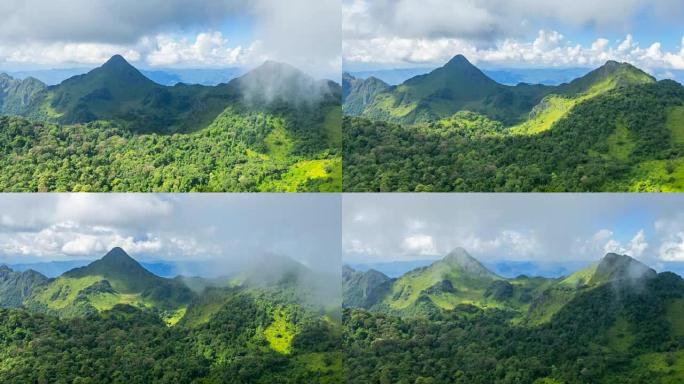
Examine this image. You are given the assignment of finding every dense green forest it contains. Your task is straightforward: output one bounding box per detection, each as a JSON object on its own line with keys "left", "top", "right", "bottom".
{"left": 342, "top": 251, "right": 684, "bottom": 383}
{"left": 343, "top": 81, "right": 684, "bottom": 192}
{"left": 0, "top": 248, "right": 341, "bottom": 383}
{"left": 0, "top": 56, "right": 342, "bottom": 192}
{"left": 342, "top": 55, "right": 684, "bottom": 192}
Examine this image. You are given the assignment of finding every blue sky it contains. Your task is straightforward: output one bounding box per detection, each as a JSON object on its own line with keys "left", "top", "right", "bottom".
{"left": 343, "top": 194, "right": 684, "bottom": 274}
{"left": 343, "top": 0, "right": 684, "bottom": 73}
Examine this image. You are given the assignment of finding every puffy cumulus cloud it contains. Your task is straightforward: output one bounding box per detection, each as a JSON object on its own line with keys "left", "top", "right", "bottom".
{"left": 402, "top": 234, "right": 437, "bottom": 255}
{"left": 659, "top": 234, "right": 684, "bottom": 262}
{"left": 53, "top": 194, "right": 172, "bottom": 228}
{"left": 0, "top": 222, "right": 163, "bottom": 258}
{"left": 603, "top": 230, "right": 649, "bottom": 258}
{"left": 344, "top": 30, "right": 684, "bottom": 70}
{"left": 460, "top": 230, "right": 540, "bottom": 258}
{"left": 144, "top": 32, "right": 250, "bottom": 67}
{"left": 574, "top": 229, "right": 649, "bottom": 260}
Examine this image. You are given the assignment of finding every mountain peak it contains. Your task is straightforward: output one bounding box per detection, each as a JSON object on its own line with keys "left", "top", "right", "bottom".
{"left": 593, "top": 253, "right": 657, "bottom": 283}
{"left": 440, "top": 248, "right": 497, "bottom": 278}
{"left": 103, "top": 54, "right": 133, "bottom": 69}
{"left": 101, "top": 247, "right": 136, "bottom": 264}
{"left": 445, "top": 54, "right": 473, "bottom": 67}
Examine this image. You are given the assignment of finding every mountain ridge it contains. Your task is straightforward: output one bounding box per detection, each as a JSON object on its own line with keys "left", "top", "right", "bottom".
{"left": 343, "top": 54, "right": 656, "bottom": 126}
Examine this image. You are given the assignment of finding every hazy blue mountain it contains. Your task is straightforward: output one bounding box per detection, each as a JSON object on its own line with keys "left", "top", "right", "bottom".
{"left": 5, "top": 67, "right": 243, "bottom": 86}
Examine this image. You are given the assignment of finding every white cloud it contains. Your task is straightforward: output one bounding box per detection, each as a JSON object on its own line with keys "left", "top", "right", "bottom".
{"left": 659, "top": 233, "right": 684, "bottom": 261}
{"left": 145, "top": 32, "right": 249, "bottom": 67}
{"left": 344, "top": 30, "right": 684, "bottom": 70}
{"left": 402, "top": 234, "right": 437, "bottom": 255}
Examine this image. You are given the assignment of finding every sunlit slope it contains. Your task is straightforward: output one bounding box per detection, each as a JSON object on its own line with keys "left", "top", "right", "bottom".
{"left": 24, "top": 248, "right": 194, "bottom": 322}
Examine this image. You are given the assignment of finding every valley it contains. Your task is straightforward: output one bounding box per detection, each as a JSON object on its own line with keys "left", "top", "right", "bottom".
{"left": 343, "top": 55, "right": 684, "bottom": 192}
{"left": 342, "top": 248, "right": 684, "bottom": 383}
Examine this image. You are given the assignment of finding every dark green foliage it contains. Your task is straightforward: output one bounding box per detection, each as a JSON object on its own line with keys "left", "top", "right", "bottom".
{"left": 343, "top": 81, "right": 684, "bottom": 192}
{"left": 0, "top": 56, "right": 342, "bottom": 192}
{"left": 343, "top": 272, "right": 684, "bottom": 384}
{"left": 484, "top": 280, "right": 514, "bottom": 301}
{"left": 0, "top": 289, "right": 341, "bottom": 383}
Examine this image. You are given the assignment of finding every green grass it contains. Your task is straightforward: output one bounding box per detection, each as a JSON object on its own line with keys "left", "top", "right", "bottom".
{"left": 32, "top": 276, "right": 108, "bottom": 309}
{"left": 606, "top": 123, "right": 635, "bottom": 161}
{"left": 162, "top": 307, "right": 187, "bottom": 326}
{"left": 632, "top": 352, "right": 684, "bottom": 384}
{"left": 606, "top": 316, "right": 635, "bottom": 352}
{"left": 624, "top": 159, "right": 684, "bottom": 192}
{"left": 323, "top": 105, "right": 342, "bottom": 149}
{"left": 264, "top": 308, "right": 296, "bottom": 354}
{"left": 667, "top": 106, "right": 684, "bottom": 145}
{"left": 259, "top": 158, "right": 341, "bottom": 192}
{"left": 264, "top": 121, "right": 293, "bottom": 160}
{"left": 666, "top": 299, "right": 684, "bottom": 337}
{"left": 510, "top": 95, "right": 575, "bottom": 135}
{"left": 295, "top": 352, "right": 342, "bottom": 384}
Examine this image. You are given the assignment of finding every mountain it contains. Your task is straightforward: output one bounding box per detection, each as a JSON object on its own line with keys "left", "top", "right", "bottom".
{"left": 343, "top": 255, "right": 684, "bottom": 383}
{"left": 348, "top": 67, "right": 593, "bottom": 87}
{"left": 344, "top": 55, "right": 655, "bottom": 126}
{"left": 5, "top": 67, "right": 243, "bottom": 86}
{"left": 0, "top": 265, "right": 48, "bottom": 307}
{"left": 343, "top": 249, "right": 668, "bottom": 322}
{"left": 24, "top": 247, "right": 195, "bottom": 322}
{"left": 342, "top": 265, "right": 391, "bottom": 308}
{"left": 12, "top": 55, "right": 338, "bottom": 134}
{"left": 0, "top": 55, "right": 342, "bottom": 192}
{"left": 0, "top": 73, "right": 46, "bottom": 115}
{"left": 342, "top": 73, "right": 389, "bottom": 115}
{"left": 343, "top": 57, "right": 684, "bottom": 192}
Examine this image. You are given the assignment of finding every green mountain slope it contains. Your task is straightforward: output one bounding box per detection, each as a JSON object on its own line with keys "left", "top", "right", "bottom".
{"left": 0, "top": 265, "right": 48, "bottom": 307}
{"left": 344, "top": 78, "right": 684, "bottom": 192}
{"left": 345, "top": 55, "right": 654, "bottom": 127}
{"left": 0, "top": 55, "right": 342, "bottom": 192}
{"left": 342, "top": 265, "right": 392, "bottom": 308}
{"left": 0, "top": 74, "right": 46, "bottom": 115}
{"left": 343, "top": 252, "right": 684, "bottom": 383}
{"left": 24, "top": 247, "right": 194, "bottom": 322}
{"left": 342, "top": 73, "right": 390, "bottom": 116}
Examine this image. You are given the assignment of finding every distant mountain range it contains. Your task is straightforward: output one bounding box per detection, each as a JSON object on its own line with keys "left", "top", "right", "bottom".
{"left": 343, "top": 54, "right": 655, "bottom": 125}
{"left": 4, "top": 67, "right": 244, "bottom": 86}
{"left": 343, "top": 247, "right": 678, "bottom": 323}
{"left": 0, "top": 55, "right": 340, "bottom": 134}
{"left": 0, "top": 247, "right": 339, "bottom": 324}
{"left": 343, "top": 247, "right": 684, "bottom": 383}
{"left": 348, "top": 66, "right": 684, "bottom": 86}
{"left": 349, "top": 258, "right": 591, "bottom": 278}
